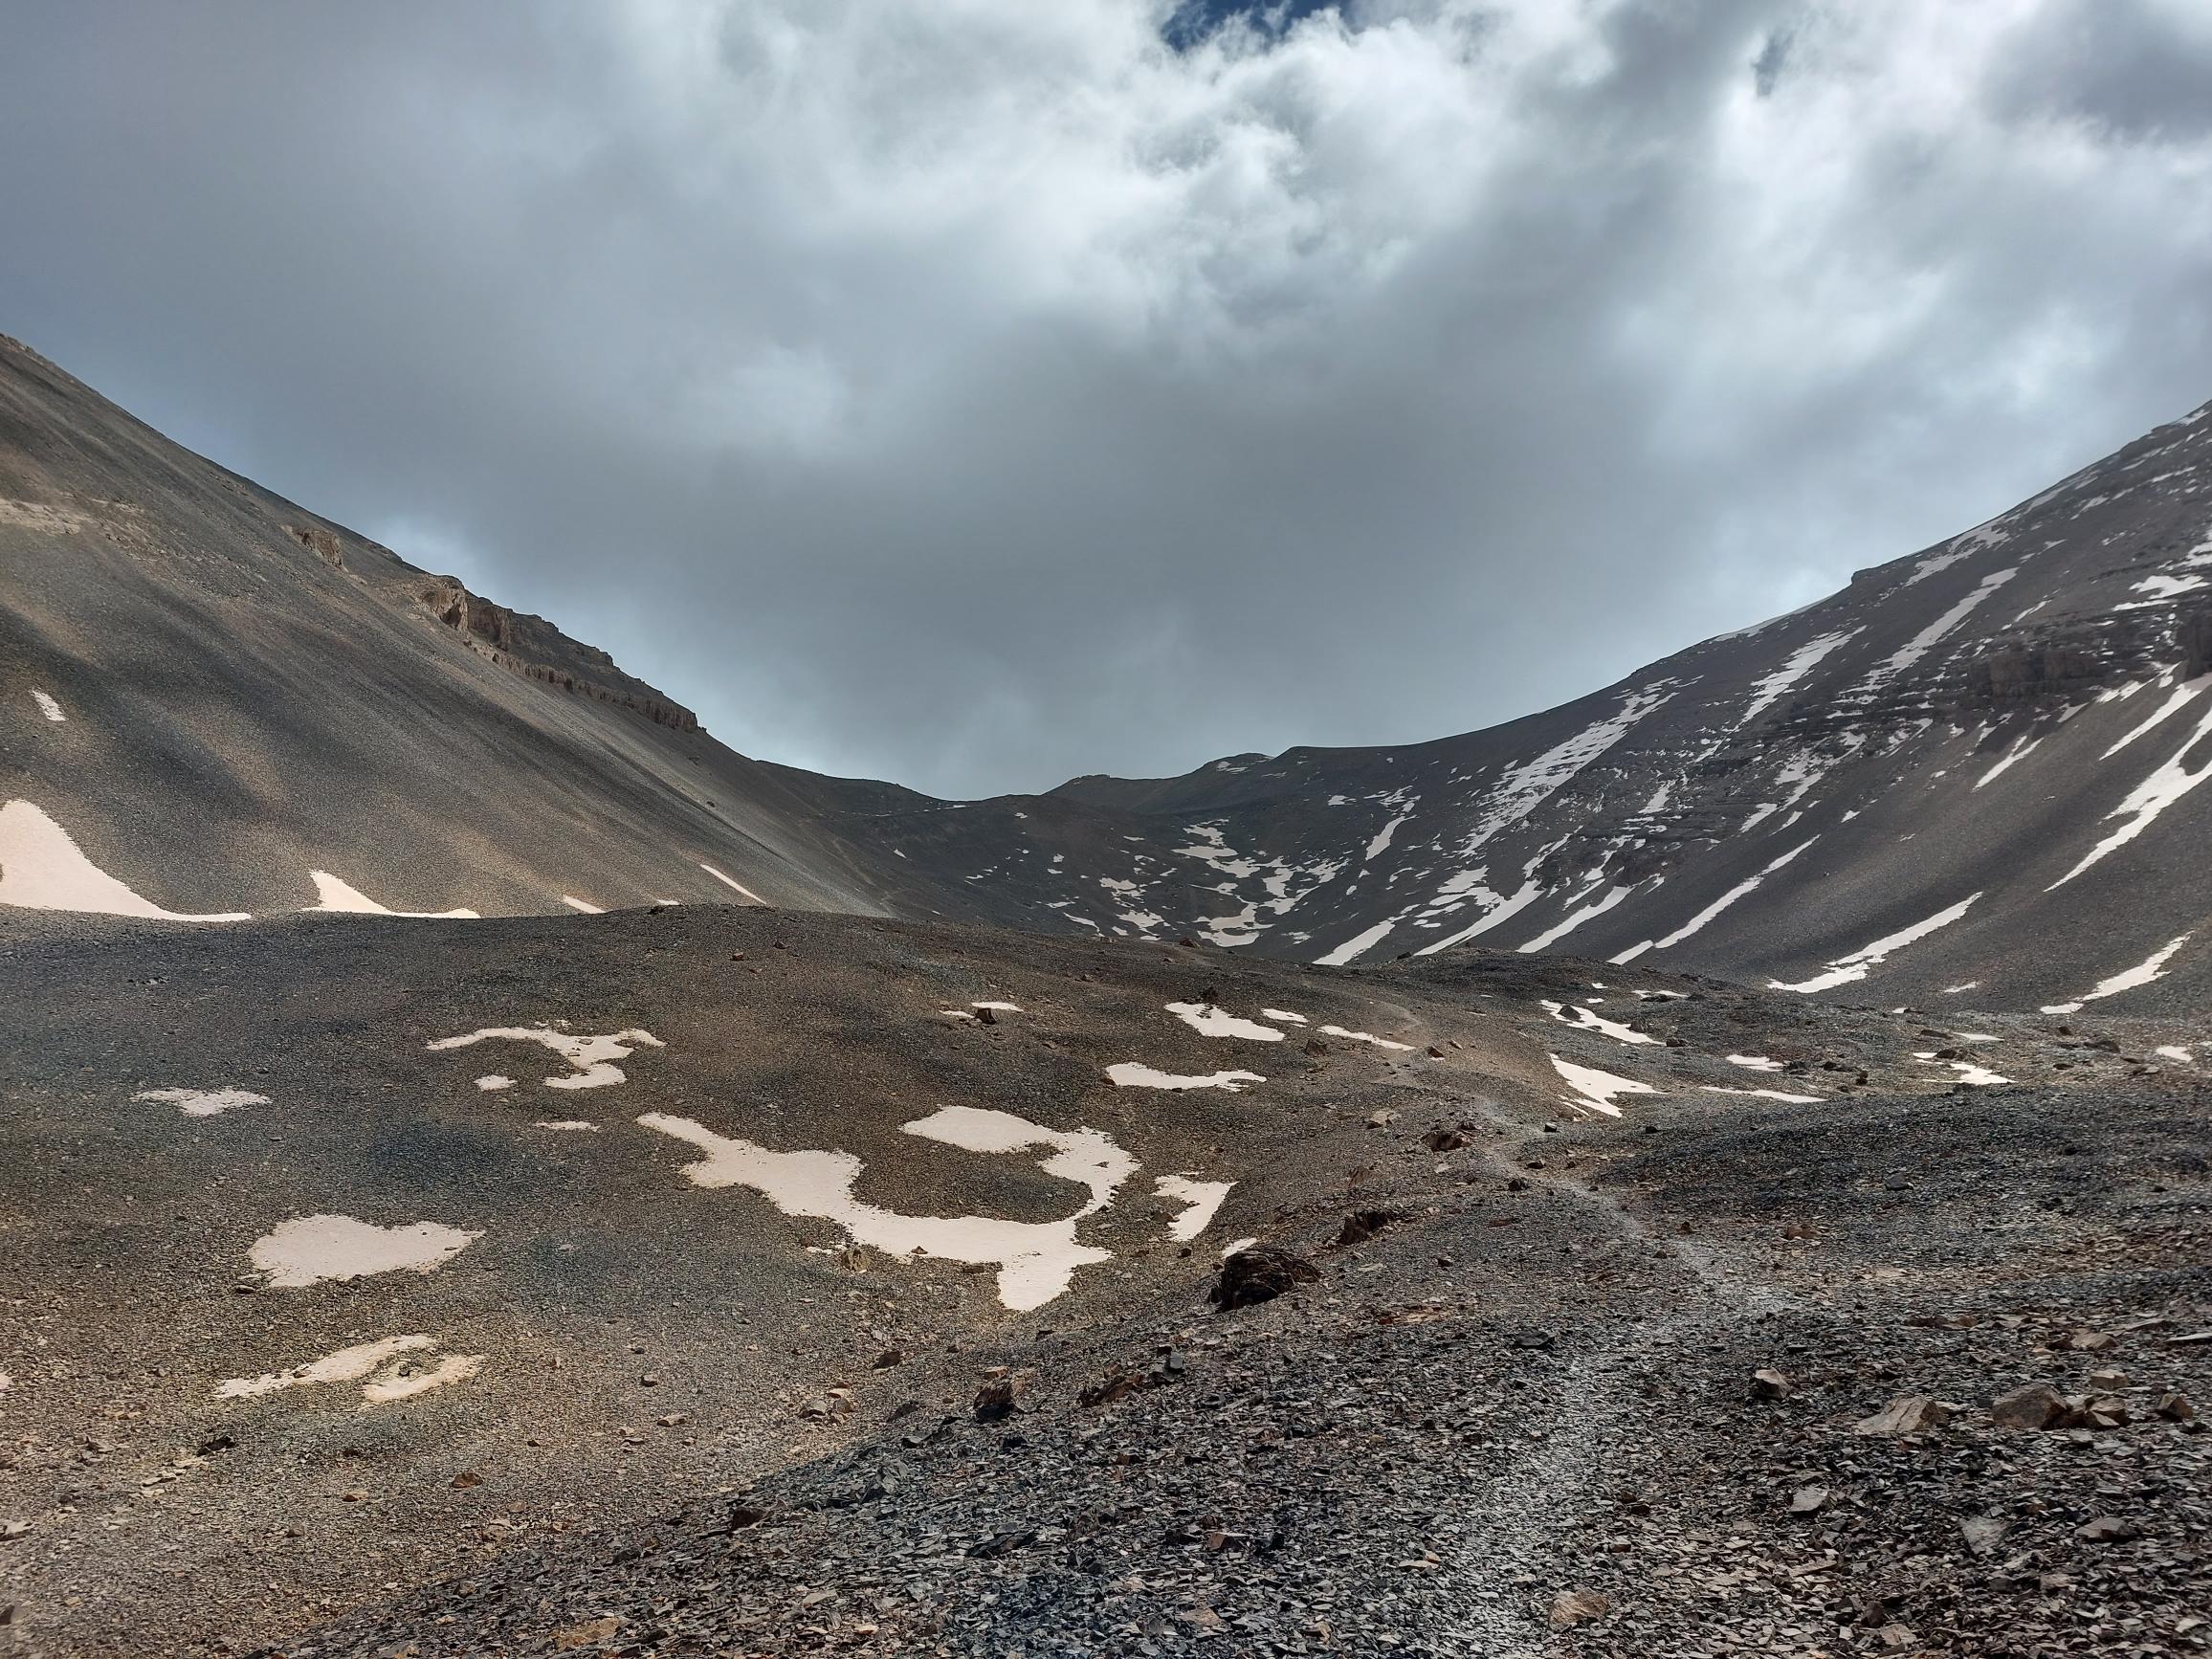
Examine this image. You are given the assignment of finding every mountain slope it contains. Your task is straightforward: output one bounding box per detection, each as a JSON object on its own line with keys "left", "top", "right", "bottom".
{"left": 6, "top": 331, "right": 2211, "bottom": 1014}
{"left": 906, "top": 403, "right": 2212, "bottom": 1013}
{"left": 0, "top": 334, "right": 971, "bottom": 924}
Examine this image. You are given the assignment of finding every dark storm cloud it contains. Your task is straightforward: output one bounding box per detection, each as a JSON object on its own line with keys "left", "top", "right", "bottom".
{"left": 3, "top": 1, "right": 2210, "bottom": 797}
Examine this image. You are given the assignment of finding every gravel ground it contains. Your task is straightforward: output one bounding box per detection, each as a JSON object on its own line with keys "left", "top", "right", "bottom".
{"left": 4, "top": 915, "right": 2207, "bottom": 1656}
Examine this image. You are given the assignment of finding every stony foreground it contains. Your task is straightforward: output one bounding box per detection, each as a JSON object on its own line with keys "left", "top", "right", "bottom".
{"left": 2, "top": 914, "right": 2207, "bottom": 1657}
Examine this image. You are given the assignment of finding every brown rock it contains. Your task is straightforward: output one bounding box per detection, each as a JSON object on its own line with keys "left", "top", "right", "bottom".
{"left": 1331, "top": 1209, "right": 1400, "bottom": 1249}
{"left": 1211, "top": 1245, "right": 1319, "bottom": 1310}
{"left": 1787, "top": 1485, "right": 1827, "bottom": 1515}
{"left": 1852, "top": 1395, "right": 1956, "bottom": 1436}
{"left": 1959, "top": 1515, "right": 2007, "bottom": 1557}
{"left": 553, "top": 1616, "right": 622, "bottom": 1650}
{"left": 2156, "top": 1390, "right": 2194, "bottom": 1422}
{"left": 973, "top": 1376, "right": 1017, "bottom": 1421}
{"left": 1751, "top": 1368, "right": 1791, "bottom": 1401}
{"left": 1990, "top": 1382, "right": 2068, "bottom": 1430}
{"left": 1548, "top": 1589, "right": 1610, "bottom": 1629}
{"left": 1421, "top": 1127, "right": 1470, "bottom": 1152}
{"left": 1078, "top": 1371, "right": 1143, "bottom": 1408}
{"left": 2077, "top": 1514, "right": 2139, "bottom": 1543}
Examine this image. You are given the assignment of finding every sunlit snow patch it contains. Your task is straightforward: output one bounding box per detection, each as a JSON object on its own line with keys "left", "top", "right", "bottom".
{"left": 2039, "top": 933, "right": 2192, "bottom": 1015}
{"left": 1726, "top": 1054, "right": 1783, "bottom": 1073}
{"left": 699, "top": 863, "right": 765, "bottom": 903}
{"left": 1154, "top": 1174, "right": 1233, "bottom": 1242}
{"left": 561, "top": 895, "right": 605, "bottom": 914}
{"left": 1319, "top": 1025, "right": 1414, "bottom": 1051}
{"left": 1261, "top": 1008, "right": 1308, "bottom": 1025}
{"left": 0, "top": 800, "right": 250, "bottom": 920}
{"left": 1540, "top": 1001, "right": 1658, "bottom": 1045}
{"left": 636, "top": 1104, "right": 1137, "bottom": 1311}
{"left": 428, "top": 1026, "right": 664, "bottom": 1089}
{"left": 1769, "top": 894, "right": 1981, "bottom": 994}
{"left": 250, "top": 1215, "right": 481, "bottom": 1289}
{"left": 216, "top": 1335, "right": 485, "bottom": 1405}
{"left": 1166, "top": 1003, "right": 1285, "bottom": 1041}
{"left": 476, "top": 1074, "right": 514, "bottom": 1092}
{"left": 1549, "top": 1054, "right": 1658, "bottom": 1118}
{"left": 1913, "top": 1056, "right": 2011, "bottom": 1086}
{"left": 218, "top": 1335, "right": 428, "bottom": 1399}
{"left": 307, "top": 872, "right": 477, "bottom": 918}
{"left": 1105, "top": 1063, "right": 1265, "bottom": 1092}
{"left": 134, "top": 1086, "right": 268, "bottom": 1117}
{"left": 1701, "top": 1086, "right": 1824, "bottom": 1104}
{"left": 31, "top": 690, "right": 64, "bottom": 722}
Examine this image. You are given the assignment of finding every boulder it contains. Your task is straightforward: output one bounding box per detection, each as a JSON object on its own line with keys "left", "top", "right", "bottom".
{"left": 1211, "top": 1246, "right": 1319, "bottom": 1310}
{"left": 1548, "top": 1589, "right": 1610, "bottom": 1629}
{"left": 1990, "top": 1382, "right": 2068, "bottom": 1430}
{"left": 1852, "top": 1394, "right": 1956, "bottom": 1436}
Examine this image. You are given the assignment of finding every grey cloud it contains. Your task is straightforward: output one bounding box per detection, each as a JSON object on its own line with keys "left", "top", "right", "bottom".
{"left": 3, "top": 1, "right": 2210, "bottom": 797}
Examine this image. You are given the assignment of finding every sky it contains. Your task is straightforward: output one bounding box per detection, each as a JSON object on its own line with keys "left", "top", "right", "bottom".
{"left": 4, "top": 1, "right": 2211, "bottom": 799}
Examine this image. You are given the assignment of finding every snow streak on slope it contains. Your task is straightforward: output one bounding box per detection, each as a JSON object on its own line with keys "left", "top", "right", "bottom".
{"left": 2052, "top": 698, "right": 2212, "bottom": 888}
{"left": 1738, "top": 630, "right": 1857, "bottom": 725}
{"left": 1855, "top": 568, "right": 2017, "bottom": 695}
{"left": 2040, "top": 933, "right": 2194, "bottom": 1015}
{"left": 1455, "top": 687, "right": 1674, "bottom": 859}
{"left": 1318, "top": 687, "right": 1677, "bottom": 966}
{"left": 0, "top": 800, "right": 251, "bottom": 921}
{"left": 1769, "top": 894, "right": 1981, "bottom": 995}
{"left": 1612, "top": 839, "right": 1816, "bottom": 965}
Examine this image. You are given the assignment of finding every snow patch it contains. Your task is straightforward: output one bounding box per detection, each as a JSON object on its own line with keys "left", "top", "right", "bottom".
{"left": 1769, "top": 894, "right": 1981, "bottom": 994}
{"left": 1105, "top": 1063, "right": 1264, "bottom": 1092}
{"left": 637, "top": 1105, "right": 1136, "bottom": 1312}
{"left": 2038, "top": 933, "right": 2192, "bottom": 1015}
{"left": 1318, "top": 1025, "right": 1414, "bottom": 1051}
{"left": 699, "top": 863, "right": 765, "bottom": 903}
{"left": 250, "top": 1215, "right": 481, "bottom": 1289}
{"left": 134, "top": 1087, "right": 268, "bottom": 1117}
{"left": 1165, "top": 1003, "right": 1284, "bottom": 1042}
{"left": 1540, "top": 1002, "right": 1658, "bottom": 1046}
{"left": 308, "top": 871, "right": 478, "bottom": 918}
{"left": 0, "top": 800, "right": 250, "bottom": 921}
{"left": 1549, "top": 1055, "right": 1657, "bottom": 1118}
{"left": 1154, "top": 1175, "right": 1233, "bottom": 1242}
{"left": 428, "top": 1027, "right": 664, "bottom": 1090}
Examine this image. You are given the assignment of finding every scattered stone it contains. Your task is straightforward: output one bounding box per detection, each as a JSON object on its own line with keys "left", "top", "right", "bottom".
{"left": 1787, "top": 1485, "right": 1827, "bottom": 1515}
{"left": 1990, "top": 1382, "right": 2068, "bottom": 1430}
{"left": 1548, "top": 1588, "right": 1610, "bottom": 1629}
{"left": 1331, "top": 1209, "right": 1399, "bottom": 1249}
{"left": 1959, "top": 1515, "right": 2007, "bottom": 1557}
{"left": 1078, "top": 1371, "right": 1143, "bottom": 1409}
{"left": 2077, "top": 1514, "right": 2139, "bottom": 1543}
{"left": 1421, "top": 1126, "right": 1469, "bottom": 1152}
{"left": 553, "top": 1616, "right": 622, "bottom": 1650}
{"left": 1211, "top": 1246, "right": 1319, "bottom": 1310}
{"left": 1751, "top": 1368, "right": 1791, "bottom": 1401}
{"left": 973, "top": 1376, "right": 1017, "bottom": 1422}
{"left": 2156, "top": 1390, "right": 2193, "bottom": 1421}
{"left": 1852, "top": 1395, "right": 1956, "bottom": 1436}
